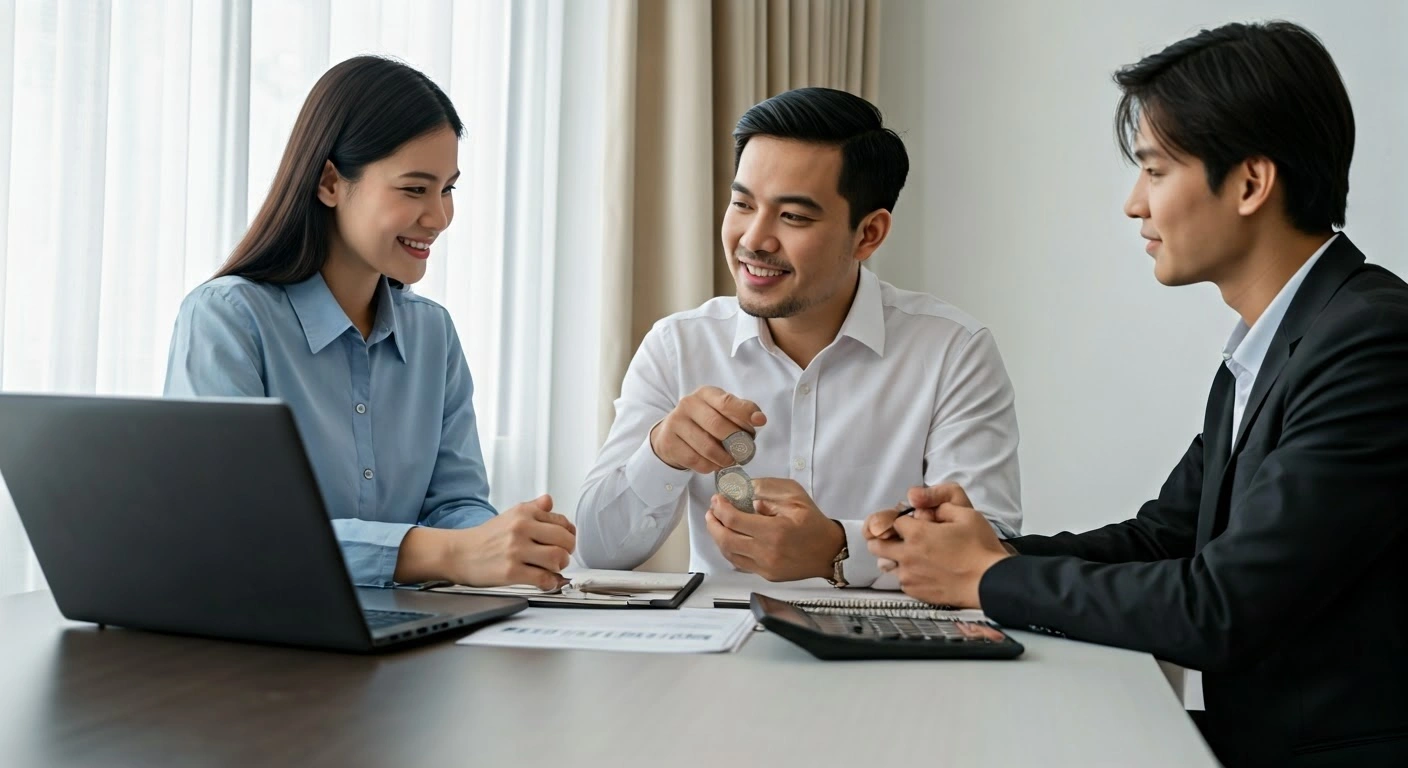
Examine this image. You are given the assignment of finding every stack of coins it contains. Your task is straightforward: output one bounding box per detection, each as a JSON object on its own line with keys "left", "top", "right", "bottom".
{"left": 715, "top": 431, "right": 757, "bottom": 513}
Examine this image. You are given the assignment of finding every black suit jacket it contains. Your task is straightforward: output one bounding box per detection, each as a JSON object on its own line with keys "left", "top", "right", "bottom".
{"left": 981, "top": 235, "right": 1408, "bottom": 767}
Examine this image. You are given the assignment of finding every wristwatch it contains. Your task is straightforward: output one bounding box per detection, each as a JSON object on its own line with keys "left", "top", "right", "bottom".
{"left": 826, "top": 523, "right": 849, "bottom": 588}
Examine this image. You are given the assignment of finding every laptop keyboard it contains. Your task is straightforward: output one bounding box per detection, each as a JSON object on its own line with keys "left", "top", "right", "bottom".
{"left": 364, "top": 609, "right": 435, "bottom": 630}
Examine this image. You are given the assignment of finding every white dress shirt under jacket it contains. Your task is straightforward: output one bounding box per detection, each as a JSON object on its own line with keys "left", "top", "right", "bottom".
{"left": 575, "top": 268, "right": 1023, "bottom": 588}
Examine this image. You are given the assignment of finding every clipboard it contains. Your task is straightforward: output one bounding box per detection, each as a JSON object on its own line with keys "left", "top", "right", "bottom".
{"left": 416, "top": 570, "right": 704, "bottom": 609}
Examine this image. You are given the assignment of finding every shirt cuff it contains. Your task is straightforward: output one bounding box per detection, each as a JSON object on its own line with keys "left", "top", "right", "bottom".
{"left": 838, "top": 518, "right": 881, "bottom": 588}
{"left": 333, "top": 520, "right": 417, "bottom": 587}
{"left": 623, "top": 432, "right": 692, "bottom": 507}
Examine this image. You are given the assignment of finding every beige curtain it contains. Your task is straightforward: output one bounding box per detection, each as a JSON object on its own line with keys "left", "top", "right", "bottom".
{"left": 600, "top": 0, "right": 881, "bottom": 571}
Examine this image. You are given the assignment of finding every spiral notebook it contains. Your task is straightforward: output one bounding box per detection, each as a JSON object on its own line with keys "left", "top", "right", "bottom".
{"left": 714, "top": 593, "right": 990, "bottom": 622}
{"left": 783, "top": 597, "right": 990, "bottom": 622}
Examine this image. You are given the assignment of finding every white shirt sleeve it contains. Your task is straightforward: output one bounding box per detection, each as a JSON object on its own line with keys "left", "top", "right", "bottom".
{"left": 837, "top": 518, "right": 883, "bottom": 587}
{"left": 925, "top": 327, "right": 1023, "bottom": 537}
{"left": 575, "top": 323, "right": 692, "bottom": 569}
{"left": 842, "top": 327, "right": 1022, "bottom": 590}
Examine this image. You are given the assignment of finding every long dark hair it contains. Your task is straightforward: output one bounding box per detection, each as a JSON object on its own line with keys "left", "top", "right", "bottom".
{"left": 215, "top": 56, "right": 464, "bottom": 283}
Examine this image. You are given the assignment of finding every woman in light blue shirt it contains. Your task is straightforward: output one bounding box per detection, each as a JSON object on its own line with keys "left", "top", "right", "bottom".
{"left": 165, "top": 56, "right": 575, "bottom": 589}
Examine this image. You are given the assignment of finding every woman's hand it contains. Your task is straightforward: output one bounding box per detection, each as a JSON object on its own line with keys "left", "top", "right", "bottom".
{"left": 395, "top": 494, "right": 577, "bottom": 590}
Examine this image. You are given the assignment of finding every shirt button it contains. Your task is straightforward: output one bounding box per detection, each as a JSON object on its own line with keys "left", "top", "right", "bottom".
{"left": 363, "top": 468, "right": 374, "bottom": 480}
{"left": 794, "top": 459, "right": 806, "bottom": 470}
{"left": 799, "top": 384, "right": 811, "bottom": 395}
{"left": 665, "top": 483, "right": 673, "bottom": 492}
{"left": 355, "top": 403, "right": 367, "bottom": 414}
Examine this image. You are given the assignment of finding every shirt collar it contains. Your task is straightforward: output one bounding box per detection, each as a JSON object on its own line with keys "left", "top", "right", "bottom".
{"left": 1222, "top": 233, "right": 1337, "bottom": 377}
{"left": 837, "top": 267, "right": 886, "bottom": 355}
{"left": 284, "top": 272, "right": 406, "bottom": 361}
{"left": 731, "top": 267, "right": 887, "bottom": 357}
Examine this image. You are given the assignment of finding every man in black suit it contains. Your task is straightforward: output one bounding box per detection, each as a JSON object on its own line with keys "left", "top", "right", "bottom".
{"left": 865, "top": 21, "right": 1408, "bottom": 768}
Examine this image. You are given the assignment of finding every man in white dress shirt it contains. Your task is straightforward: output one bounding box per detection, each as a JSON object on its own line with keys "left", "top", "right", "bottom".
{"left": 576, "top": 88, "right": 1022, "bottom": 587}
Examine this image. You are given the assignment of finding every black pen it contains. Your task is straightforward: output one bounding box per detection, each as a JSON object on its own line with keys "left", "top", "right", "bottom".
{"left": 879, "top": 504, "right": 916, "bottom": 540}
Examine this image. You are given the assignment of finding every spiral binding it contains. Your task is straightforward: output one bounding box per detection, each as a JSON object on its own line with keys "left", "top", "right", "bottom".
{"left": 790, "top": 598, "right": 972, "bottom": 620}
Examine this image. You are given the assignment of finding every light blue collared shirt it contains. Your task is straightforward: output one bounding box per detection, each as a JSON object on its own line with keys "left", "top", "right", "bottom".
{"left": 164, "top": 272, "right": 496, "bottom": 586}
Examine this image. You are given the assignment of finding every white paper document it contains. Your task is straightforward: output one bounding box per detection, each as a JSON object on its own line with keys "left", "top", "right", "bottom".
{"left": 457, "top": 608, "right": 756, "bottom": 654}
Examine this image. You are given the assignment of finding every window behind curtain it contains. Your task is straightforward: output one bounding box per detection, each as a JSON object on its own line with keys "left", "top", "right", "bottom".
{"left": 0, "top": 0, "right": 567, "bottom": 596}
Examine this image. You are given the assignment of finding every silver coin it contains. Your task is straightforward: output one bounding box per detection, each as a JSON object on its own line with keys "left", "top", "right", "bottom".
{"left": 722, "top": 431, "right": 756, "bottom": 465}
{"left": 714, "top": 466, "right": 755, "bottom": 513}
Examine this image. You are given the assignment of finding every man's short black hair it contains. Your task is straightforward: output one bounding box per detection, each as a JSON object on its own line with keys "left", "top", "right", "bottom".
{"left": 1115, "top": 21, "right": 1354, "bottom": 233}
{"left": 733, "top": 87, "right": 909, "bottom": 229}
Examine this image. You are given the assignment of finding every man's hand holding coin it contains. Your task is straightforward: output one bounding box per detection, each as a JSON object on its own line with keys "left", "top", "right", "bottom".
{"left": 706, "top": 478, "right": 846, "bottom": 582}
{"left": 648, "top": 386, "right": 767, "bottom": 473}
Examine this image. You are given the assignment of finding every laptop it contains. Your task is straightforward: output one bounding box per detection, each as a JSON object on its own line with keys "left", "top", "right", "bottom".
{"left": 0, "top": 393, "right": 526, "bottom": 652}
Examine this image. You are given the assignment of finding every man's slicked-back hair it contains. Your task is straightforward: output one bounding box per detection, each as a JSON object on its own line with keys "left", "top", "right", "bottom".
{"left": 1114, "top": 21, "right": 1354, "bottom": 233}
{"left": 733, "top": 87, "right": 909, "bottom": 229}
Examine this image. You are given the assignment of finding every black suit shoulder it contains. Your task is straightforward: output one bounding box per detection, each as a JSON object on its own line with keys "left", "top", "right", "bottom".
{"left": 1313, "top": 262, "right": 1408, "bottom": 333}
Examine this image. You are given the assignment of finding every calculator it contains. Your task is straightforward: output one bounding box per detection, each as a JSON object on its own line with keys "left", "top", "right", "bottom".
{"left": 750, "top": 593, "right": 1024, "bottom": 660}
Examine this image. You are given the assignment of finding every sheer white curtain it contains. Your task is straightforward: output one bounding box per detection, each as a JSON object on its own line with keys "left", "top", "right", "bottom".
{"left": 0, "top": 0, "right": 578, "bottom": 596}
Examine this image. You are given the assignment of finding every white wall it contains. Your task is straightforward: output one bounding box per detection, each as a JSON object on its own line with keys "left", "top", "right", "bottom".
{"left": 874, "top": 0, "right": 1408, "bottom": 536}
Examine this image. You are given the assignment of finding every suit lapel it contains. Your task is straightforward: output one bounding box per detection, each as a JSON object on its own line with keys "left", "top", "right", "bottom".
{"left": 1227, "top": 235, "right": 1365, "bottom": 459}
{"left": 1228, "top": 338, "right": 1290, "bottom": 459}
{"left": 1196, "top": 234, "right": 1367, "bottom": 548}
{"left": 1196, "top": 366, "right": 1235, "bottom": 552}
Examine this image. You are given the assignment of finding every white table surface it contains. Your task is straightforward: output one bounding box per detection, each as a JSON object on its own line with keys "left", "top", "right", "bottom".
{"left": 0, "top": 575, "right": 1220, "bottom": 767}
